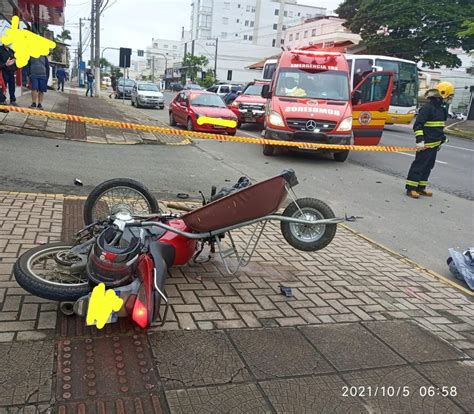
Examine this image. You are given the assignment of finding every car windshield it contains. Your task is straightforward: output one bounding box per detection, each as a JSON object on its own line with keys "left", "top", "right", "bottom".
{"left": 275, "top": 69, "right": 349, "bottom": 101}
{"left": 243, "top": 83, "right": 265, "bottom": 96}
{"left": 186, "top": 84, "right": 202, "bottom": 90}
{"left": 119, "top": 79, "right": 135, "bottom": 86}
{"left": 190, "top": 93, "right": 226, "bottom": 107}
{"left": 138, "top": 84, "right": 159, "bottom": 91}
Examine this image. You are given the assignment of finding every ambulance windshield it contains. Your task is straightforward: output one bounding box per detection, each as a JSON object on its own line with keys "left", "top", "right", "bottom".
{"left": 275, "top": 69, "right": 349, "bottom": 101}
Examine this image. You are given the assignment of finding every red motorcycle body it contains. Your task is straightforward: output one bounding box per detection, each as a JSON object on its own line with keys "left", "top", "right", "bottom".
{"left": 159, "top": 219, "right": 197, "bottom": 265}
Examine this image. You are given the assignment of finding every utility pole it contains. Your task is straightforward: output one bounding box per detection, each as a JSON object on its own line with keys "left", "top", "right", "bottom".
{"left": 94, "top": 0, "right": 101, "bottom": 96}
{"left": 214, "top": 37, "right": 218, "bottom": 80}
{"left": 151, "top": 56, "right": 155, "bottom": 83}
{"left": 90, "top": 0, "right": 95, "bottom": 67}
{"left": 79, "top": 18, "right": 83, "bottom": 62}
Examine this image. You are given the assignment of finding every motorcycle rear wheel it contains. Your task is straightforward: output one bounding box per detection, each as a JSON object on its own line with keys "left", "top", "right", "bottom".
{"left": 281, "top": 198, "right": 337, "bottom": 251}
{"left": 14, "top": 243, "right": 90, "bottom": 301}
{"left": 83, "top": 178, "right": 160, "bottom": 225}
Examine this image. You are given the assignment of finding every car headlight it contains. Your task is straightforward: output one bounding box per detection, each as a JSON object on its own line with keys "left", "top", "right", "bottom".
{"left": 267, "top": 111, "right": 285, "bottom": 127}
{"left": 337, "top": 117, "right": 353, "bottom": 132}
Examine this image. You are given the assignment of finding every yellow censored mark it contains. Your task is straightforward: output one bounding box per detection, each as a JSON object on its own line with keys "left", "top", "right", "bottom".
{"left": 86, "top": 283, "right": 123, "bottom": 329}
{"left": 196, "top": 116, "right": 237, "bottom": 129}
{"left": 1, "top": 16, "right": 56, "bottom": 68}
{"left": 3, "top": 105, "right": 419, "bottom": 152}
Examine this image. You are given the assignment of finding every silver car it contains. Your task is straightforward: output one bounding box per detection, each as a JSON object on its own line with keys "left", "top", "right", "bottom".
{"left": 131, "top": 82, "right": 165, "bottom": 109}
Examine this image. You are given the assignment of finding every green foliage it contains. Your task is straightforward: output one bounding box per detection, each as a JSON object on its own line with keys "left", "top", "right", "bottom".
{"left": 182, "top": 53, "right": 209, "bottom": 81}
{"left": 336, "top": 0, "right": 474, "bottom": 68}
{"left": 55, "top": 29, "right": 72, "bottom": 42}
{"left": 198, "top": 70, "right": 216, "bottom": 88}
{"left": 458, "top": 20, "right": 474, "bottom": 38}
{"left": 99, "top": 57, "right": 112, "bottom": 69}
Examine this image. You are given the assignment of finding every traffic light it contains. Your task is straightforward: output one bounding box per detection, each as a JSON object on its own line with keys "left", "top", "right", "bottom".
{"left": 119, "top": 47, "right": 132, "bottom": 68}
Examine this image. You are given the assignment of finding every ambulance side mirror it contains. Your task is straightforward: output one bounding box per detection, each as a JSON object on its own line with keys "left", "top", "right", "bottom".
{"left": 261, "top": 84, "right": 272, "bottom": 99}
{"left": 352, "top": 90, "right": 362, "bottom": 106}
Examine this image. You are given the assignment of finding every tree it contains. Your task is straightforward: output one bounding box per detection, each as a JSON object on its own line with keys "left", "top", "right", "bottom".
{"left": 336, "top": 0, "right": 474, "bottom": 68}
{"left": 198, "top": 70, "right": 216, "bottom": 88}
{"left": 99, "top": 57, "right": 112, "bottom": 71}
{"left": 182, "top": 53, "right": 209, "bottom": 81}
{"left": 56, "top": 29, "right": 72, "bottom": 42}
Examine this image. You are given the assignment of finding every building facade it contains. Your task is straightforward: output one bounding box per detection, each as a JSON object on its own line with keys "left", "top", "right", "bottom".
{"left": 145, "top": 38, "right": 184, "bottom": 79}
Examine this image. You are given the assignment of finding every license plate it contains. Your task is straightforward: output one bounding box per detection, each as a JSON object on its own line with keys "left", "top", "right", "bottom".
{"left": 86, "top": 312, "right": 117, "bottom": 326}
{"left": 213, "top": 125, "right": 226, "bottom": 129}
{"left": 244, "top": 117, "right": 257, "bottom": 123}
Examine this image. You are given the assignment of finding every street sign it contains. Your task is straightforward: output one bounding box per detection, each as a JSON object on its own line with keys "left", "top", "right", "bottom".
{"left": 137, "top": 50, "right": 144, "bottom": 57}
{"left": 119, "top": 47, "right": 132, "bottom": 68}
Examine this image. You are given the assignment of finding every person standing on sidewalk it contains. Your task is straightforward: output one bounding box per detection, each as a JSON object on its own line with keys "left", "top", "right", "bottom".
{"left": 109, "top": 74, "right": 117, "bottom": 98}
{"left": 0, "top": 44, "right": 18, "bottom": 106}
{"left": 405, "top": 82, "right": 454, "bottom": 199}
{"left": 27, "top": 55, "right": 50, "bottom": 110}
{"left": 85, "top": 69, "right": 94, "bottom": 97}
{"left": 56, "top": 67, "right": 67, "bottom": 92}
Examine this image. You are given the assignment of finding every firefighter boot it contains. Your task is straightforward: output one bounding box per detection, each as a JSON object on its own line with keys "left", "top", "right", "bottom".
{"left": 406, "top": 190, "right": 420, "bottom": 199}
{"left": 418, "top": 189, "right": 433, "bottom": 197}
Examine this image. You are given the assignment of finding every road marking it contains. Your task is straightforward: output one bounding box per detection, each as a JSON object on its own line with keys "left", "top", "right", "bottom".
{"left": 396, "top": 152, "right": 448, "bottom": 165}
{"left": 444, "top": 144, "right": 474, "bottom": 152}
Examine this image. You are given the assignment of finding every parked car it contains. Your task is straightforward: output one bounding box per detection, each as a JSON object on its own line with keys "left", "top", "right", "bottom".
{"left": 169, "top": 90, "right": 238, "bottom": 135}
{"left": 229, "top": 80, "right": 270, "bottom": 127}
{"left": 183, "top": 83, "right": 203, "bottom": 90}
{"left": 131, "top": 82, "right": 165, "bottom": 109}
{"left": 207, "top": 83, "right": 243, "bottom": 97}
{"left": 116, "top": 78, "right": 136, "bottom": 99}
{"left": 170, "top": 82, "right": 183, "bottom": 91}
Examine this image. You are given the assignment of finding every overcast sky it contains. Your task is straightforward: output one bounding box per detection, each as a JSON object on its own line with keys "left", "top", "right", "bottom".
{"left": 63, "top": 0, "right": 342, "bottom": 64}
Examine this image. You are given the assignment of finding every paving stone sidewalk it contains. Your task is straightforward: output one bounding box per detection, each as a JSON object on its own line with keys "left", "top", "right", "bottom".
{"left": 0, "top": 191, "right": 473, "bottom": 413}
{"left": 0, "top": 87, "right": 186, "bottom": 145}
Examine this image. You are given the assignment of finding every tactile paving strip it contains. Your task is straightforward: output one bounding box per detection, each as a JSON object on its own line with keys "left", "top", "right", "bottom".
{"left": 56, "top": 334, "right": 161, "bottom": 403}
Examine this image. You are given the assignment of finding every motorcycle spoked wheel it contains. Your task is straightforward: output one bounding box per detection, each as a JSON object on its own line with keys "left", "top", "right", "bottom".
{"left": 281, "top": 198, "right": 337, "bottom": 252}
{"left": 13, "top": 243, "right": 91, "bottom": 301}
{"left": 83, "top": 178, "right": 160, "bottom": 225}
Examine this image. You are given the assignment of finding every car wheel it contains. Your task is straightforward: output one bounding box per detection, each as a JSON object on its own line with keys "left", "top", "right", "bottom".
{"left": 159, "top": 105, "right": 164, "bottom": 110}
{"left": 169, "top": 112, "right": 177, "bottom": 126}
{"left": 228, "top": 130, "right": 236, "bottom": 136}
{"left": 131, "top": 97, "right": 135, "bottom": 106}
{"left": 187, "top": 118, "right": 194, "bottom": 131}
{"left": 333, "top": 150, "right": 349, "bottom": 162}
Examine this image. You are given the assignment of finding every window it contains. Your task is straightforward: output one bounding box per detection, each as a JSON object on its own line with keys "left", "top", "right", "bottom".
{"left": 246, "top": 5, "right": 250, "bottom": 12}
{"left": 245, "top": 20, "right": 249, "bottom": 26}
{"left": 251, "top": 6, "right": 255, "bottom": 12}
{"left": 295, "top": 33, "right": 299, "bottom": 40}
{"left": 243, "top": 35, "right": 248, "bottom": 40}
{"left": 281, "top": 39, "right": 284, "bottom": 45}
{"left": 237, "top": 18, "right": 239, "bottom": 23}
{"left": 224, "top": 2, "right": 230, "bottom": 9}
{"left": 238, "top": 4, "right": 240, "bottom": 7}
{"left": 274, "top": 9, "right": 279, "bottom": 15}
{"left": 164, "top": 44, "right": 169, "bottom": 48}
{"left": 282, "top": 25, "right": 286, "bottom": 30}
{"left": 220, "top": 85, "right": 230, "bottom": 93}
{"left": 221, "top": 32, "right": 228, "bottom": 38}
{"left": 353, "top": 58, "right": 373, "bottom": 88}
{"left": 249, "top": 35, "right": 253, "bottom": 40}
{"left": 284, "top": 11, "right": 287, "bottom": 17}
{"left": 272, "top": 39, "right": 276, "bottom": 47}
{"left": 357, "top": 73, "right": 390, "bottom": 104}
{"left": 298, "top": 12, "right": 300, "bottom": 16}
{"left": 227, "top": 71, "right": 233, "bottom": 81}
{"left": 304, "top": 30, "right": 308, "bottom": 38}
{"left": 312, "top": 28, "right": 316, "bottom": 36}
{"left": 289, "top": 34, "right": 293, "bottom": 41}
{"left": 222, "top": 17, "right": 228, "bottom": 24}
{"left": 250, "top": 21, "right": 254, "bottom": 27}
{"left": 273, "top": 24, "right": 278, "bottom": 30}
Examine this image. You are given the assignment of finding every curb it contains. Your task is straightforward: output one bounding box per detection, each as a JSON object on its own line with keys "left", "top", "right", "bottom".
{"left": 341, "top": 224, "right": 473, "bottom": 297}
{"left": 445, "top": 121, "right": 474, "bottom": 140}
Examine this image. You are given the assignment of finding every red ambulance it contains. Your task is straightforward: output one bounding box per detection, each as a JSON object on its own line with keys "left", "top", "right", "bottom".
{"left": 261, "top": 50, "right": 394, "bottom": 162}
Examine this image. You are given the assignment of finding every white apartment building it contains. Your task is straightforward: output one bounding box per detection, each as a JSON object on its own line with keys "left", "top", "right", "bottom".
{"left": 283, "top": 16, "right": 361, "bottom": 50}
{"left": 146, "top": 38, "right": 184, "bottom": 79}
{"left": 190, "top": 0, "right": 326, "bottom": 47}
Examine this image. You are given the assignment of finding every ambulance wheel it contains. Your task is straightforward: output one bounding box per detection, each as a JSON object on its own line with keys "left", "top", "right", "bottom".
{"left": 263, "top": 144, "right": 275, "bottom": 156}
{"left": 333, "top": 150, "right": 349, "bottom": 162}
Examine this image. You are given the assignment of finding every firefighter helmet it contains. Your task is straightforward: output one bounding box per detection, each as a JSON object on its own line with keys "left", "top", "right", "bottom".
{"left": 436, "top": 82, "right": 454, "bottom": 99}
{"left": 425, "top": 89, "right": 442, "bottom": 99}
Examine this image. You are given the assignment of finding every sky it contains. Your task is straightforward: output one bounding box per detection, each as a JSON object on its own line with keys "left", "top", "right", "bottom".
{"left": 63, "top": 0, "right": 343, "bottom": 64}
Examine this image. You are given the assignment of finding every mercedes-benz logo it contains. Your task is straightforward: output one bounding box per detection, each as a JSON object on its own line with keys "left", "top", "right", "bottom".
{"left": 306, "top": 120, "right": 318, "bottom": 131}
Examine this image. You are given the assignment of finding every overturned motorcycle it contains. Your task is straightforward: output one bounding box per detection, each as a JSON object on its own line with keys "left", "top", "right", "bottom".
{"left": 14, "top": 170, "right": 348, "bottom": 328}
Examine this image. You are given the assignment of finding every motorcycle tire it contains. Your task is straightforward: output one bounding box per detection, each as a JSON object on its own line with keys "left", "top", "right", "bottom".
{"left": 83, "top": 178, "right": 160, "bottom": 225}
{"left": 14, "top": 243, "right": 90, "bottom": 301}
{"left": 281, "top": 198, "right": 337, "bottom": 252}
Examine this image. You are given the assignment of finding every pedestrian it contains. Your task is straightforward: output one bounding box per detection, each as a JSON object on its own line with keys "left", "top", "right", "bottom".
{"left": 27, "top": 55, "right": 50, "bottom": 110}
{"left": 109, "top": 74, "right": 117, "bottom": 98}
{"left": 405, "top": 82, "right": 454, "bottom": 198}
{"left": 0, "top": 43, "right": 17, "bottom": 106}
{"left": 56, "top": 66, "right": 67, "bottom": 92}
{"left": 223, "top": 86, "right": 241, "bottom": 105}
{"left": 0, "top": 70, "right": 6, "bottom": 105}
{"left": 85, "top": 68, "right": 94, "bottom": 97}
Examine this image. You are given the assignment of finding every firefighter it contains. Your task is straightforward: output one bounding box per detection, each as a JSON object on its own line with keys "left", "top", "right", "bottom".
{"left": 405, "top": 82, "right": 454, "bottom": 199}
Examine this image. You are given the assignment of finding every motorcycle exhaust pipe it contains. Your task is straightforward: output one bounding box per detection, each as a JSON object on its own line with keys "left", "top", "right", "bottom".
{"left": 59, "top": 301, "right": 75, "bottom": 316}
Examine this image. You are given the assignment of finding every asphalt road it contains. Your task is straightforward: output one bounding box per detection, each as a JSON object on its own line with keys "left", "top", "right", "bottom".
{"left": 0, "top": 95, "right": 472, "bottom": 285}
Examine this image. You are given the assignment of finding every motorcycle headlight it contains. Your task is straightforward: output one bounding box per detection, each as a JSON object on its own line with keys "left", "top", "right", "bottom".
{"left": 267, "top": 111, "right": 285, "bottom": 127}
{"left": 337, "top": 117, "right": 353, "bottom": 132}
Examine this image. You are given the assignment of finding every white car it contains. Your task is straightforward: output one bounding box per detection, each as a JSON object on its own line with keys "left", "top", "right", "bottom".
{"left": 207, "top": 84, "right": 243, "bottom": 97}
{"left": 131, "top": 82, "right": 165, "bottom": 109}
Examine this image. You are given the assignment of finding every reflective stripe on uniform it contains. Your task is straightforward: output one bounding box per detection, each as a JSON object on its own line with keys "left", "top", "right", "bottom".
{"left": 424, "top": 141, "right": 442, "bottom": 148}
{"left": 415, "top": 130, "right": 424, "bottom": 137}
{"left": 424, "top": 121, "right": 445, "bottom": 127}
{"left": 419, "top": 181, "right": 429, "bottom": 186}
{"left": 406, "top": 180, "right": 419, "bottom": 187}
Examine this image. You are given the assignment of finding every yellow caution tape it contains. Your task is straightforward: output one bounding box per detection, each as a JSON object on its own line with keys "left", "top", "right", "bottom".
{"left": 2, "top": 105, "right": 419, "bottom": 152}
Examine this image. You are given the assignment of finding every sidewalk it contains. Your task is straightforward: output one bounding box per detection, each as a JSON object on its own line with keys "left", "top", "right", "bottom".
{"left": 1, "top": 191, "right": 473, "bottom": 413}
{"left": 445, "top": 120, "right": 474, "bottom": 140}
{"left": 0, "top": 86, "right": 187, "bottom": 145}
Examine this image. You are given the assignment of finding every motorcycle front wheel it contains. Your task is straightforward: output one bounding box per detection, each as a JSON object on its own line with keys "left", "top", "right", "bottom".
{"left": 14, "top": 243, "right": 90, "bottom": 301}
{"left": 83, "top": 178, "right": 160, "bottom": 225}
{"left": 281, "top": 198, "right": 337, "bottom": 252}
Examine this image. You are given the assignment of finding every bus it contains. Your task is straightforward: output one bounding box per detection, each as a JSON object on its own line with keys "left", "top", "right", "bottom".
{"left": 345, "top": 55, "right": 418, "bottom": 124}
{"left": 262, "top": 54, "right": 419, "bottom": 125}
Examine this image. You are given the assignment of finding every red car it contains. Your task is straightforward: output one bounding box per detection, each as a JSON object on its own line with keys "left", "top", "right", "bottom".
{"left": 229, "top": 80, "right": 270, "bottom": 127}
{"left": 169, "top": 90, "right": 238, "bottom": 135}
